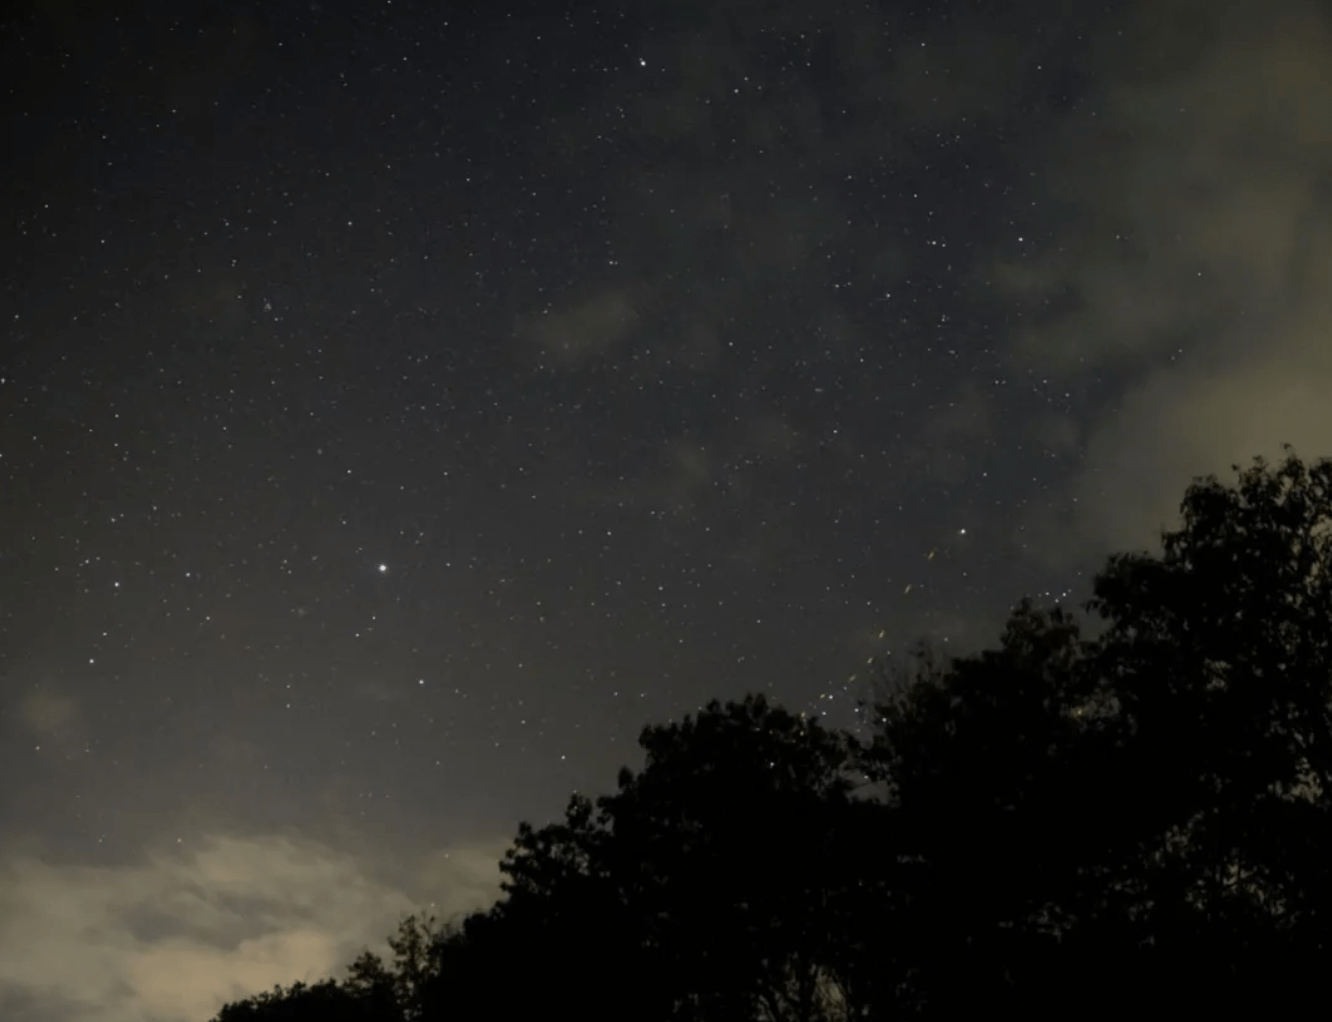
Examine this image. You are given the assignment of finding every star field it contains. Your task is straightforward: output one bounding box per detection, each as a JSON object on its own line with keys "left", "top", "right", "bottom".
{"left": 5, "top": 0, "right": 1332, "bottom": 1018}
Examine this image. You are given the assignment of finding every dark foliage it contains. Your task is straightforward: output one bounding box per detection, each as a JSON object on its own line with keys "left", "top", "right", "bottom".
{"left": 212, "top": 979, "right": 384, "bottom": 1022}
{"left": 211, "top": 448, "right": 1332, "bottom": 1021}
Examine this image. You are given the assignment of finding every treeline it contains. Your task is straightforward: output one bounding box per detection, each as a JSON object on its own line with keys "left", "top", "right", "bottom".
{"left": 213, "top": 450, "right": 1332, "bottom": 1021}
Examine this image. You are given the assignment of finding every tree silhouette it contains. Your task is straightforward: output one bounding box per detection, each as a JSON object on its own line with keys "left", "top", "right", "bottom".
{"left": 851, "top": 448, "right": 1332, "bottom": 1016}
{"left": 210, "top": 450, "right": 1332, "bottom": 1022}
{"left": 855, "top": 601, "right": 1108, "bottom": 1015}
{"left": 488, "top": 695, "right": 864, "bottom": 1021}
{"left": 1078, "top": 447, "right": 1332, "bottom": 1012}
{"left": 212, "top": 979, "right": 383, "bottom": 1022}
{"left": 341, "top": 913, "right": 443, "bottom": 1020}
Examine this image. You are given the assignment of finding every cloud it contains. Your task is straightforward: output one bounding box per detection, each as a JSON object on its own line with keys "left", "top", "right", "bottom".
{"left": 0, "top": 833, "right": 503, "bottom": 1022}
{"left": 1000, "top": 0, "right": 1332, "bottom": 561}
{"left": 521, "top": 290, "right": 641, "bottom": 367}
{"left": 416, "top": 846, "right": 506, "bottom": 922}
{"left": 17, "top": 689, "right": 79, "bottom": 737}
{"left": 3, "top": 673, "right": 86, "bottom": 760}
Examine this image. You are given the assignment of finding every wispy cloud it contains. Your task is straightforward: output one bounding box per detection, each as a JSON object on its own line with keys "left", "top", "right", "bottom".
{"left": 521, "top": 289, "right": 642, "bottom": 367}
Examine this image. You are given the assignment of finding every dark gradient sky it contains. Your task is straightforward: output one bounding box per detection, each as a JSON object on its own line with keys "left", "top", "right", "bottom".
{"left": 4, "top": 1, "right": 1331, "bottom": 1018}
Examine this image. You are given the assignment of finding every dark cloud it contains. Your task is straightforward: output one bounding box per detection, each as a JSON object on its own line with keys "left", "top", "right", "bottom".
{"left": 999, "top": 0, "right": 1332, "bottom": 563}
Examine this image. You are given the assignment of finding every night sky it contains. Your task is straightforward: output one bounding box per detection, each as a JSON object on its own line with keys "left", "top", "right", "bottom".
{"left": 4, "top": 0, "right": 1331, "bottom": 1018}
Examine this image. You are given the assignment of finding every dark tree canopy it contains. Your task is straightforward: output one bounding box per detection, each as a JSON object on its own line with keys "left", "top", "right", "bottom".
{"left": 211, "top": 449, "right": 1332, "bottom": 1022}
{"left": 212, "top": 979, "right": 382, "bottom": 1022}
